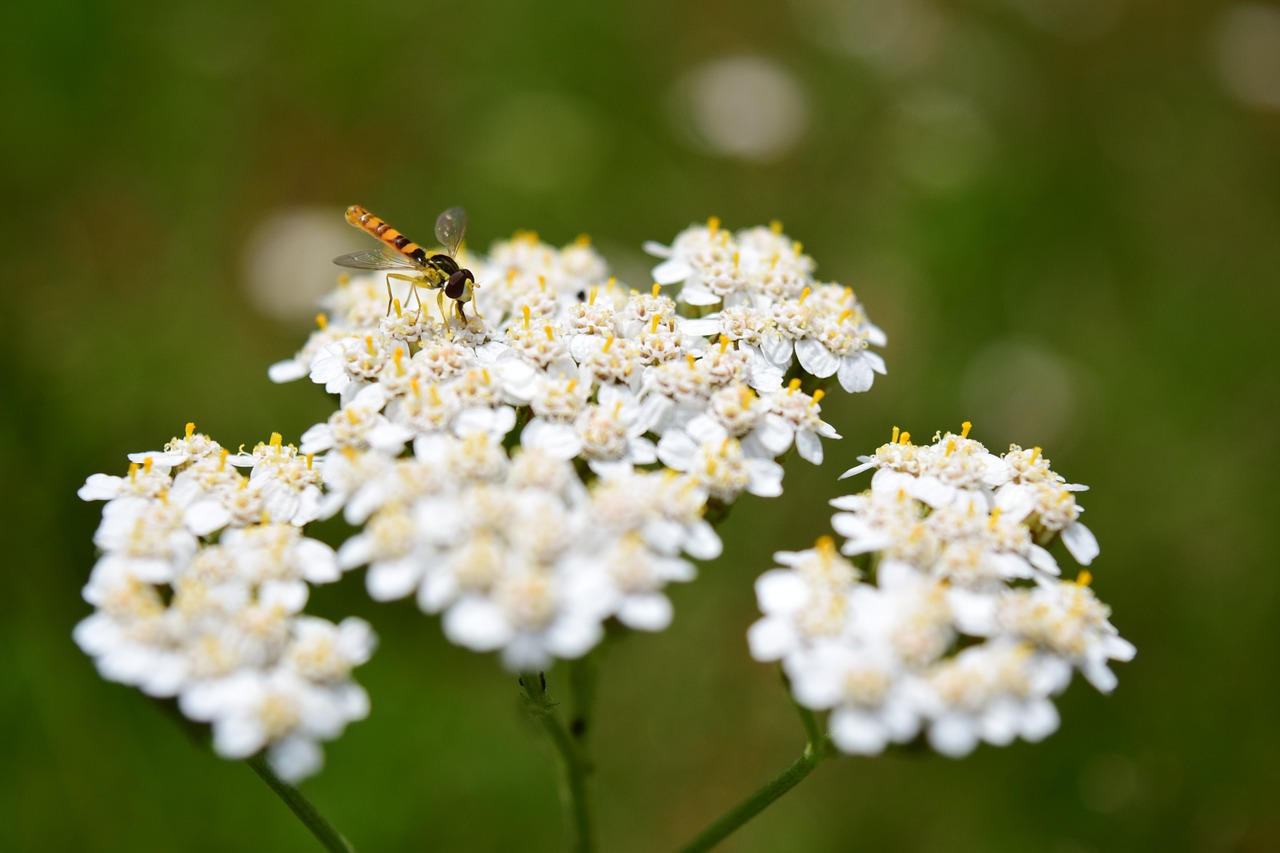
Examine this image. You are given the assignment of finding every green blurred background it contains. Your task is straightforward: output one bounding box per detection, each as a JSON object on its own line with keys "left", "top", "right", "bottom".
{"left": 3, "top": 0, "right": 1277, "bottom": 849}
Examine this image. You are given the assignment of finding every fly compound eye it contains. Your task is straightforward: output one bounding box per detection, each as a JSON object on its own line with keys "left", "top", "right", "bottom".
{"left": 445, "top": 270, "right": 469, "bottom": 300}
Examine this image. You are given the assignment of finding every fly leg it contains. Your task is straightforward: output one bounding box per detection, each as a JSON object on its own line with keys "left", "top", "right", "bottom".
{"left": 386, "top": 273, "right": 424, "bottom": 321}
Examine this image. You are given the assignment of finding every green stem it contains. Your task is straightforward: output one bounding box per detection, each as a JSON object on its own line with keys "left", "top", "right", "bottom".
{"left": 676, "top": 681, "right": 833, "bottom": 853}
{"left": 247, "top": 754, "right": 356, "bottom": 853}
{"left": 521, "top": 672, "right": 595, "bottom": 853}
{"left": 675, "top": 738, "right": 832, "bottom": 853}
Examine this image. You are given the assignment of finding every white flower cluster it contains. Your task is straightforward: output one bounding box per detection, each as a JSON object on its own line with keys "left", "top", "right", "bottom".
{"left": 266, "top": 217, "right": 885, "bottom": 669}
{"left": 75, "top": 426, "right": 375, "bottom": 782}
{"left": 749, "top": 424, "right": 1134, "bottom": 758}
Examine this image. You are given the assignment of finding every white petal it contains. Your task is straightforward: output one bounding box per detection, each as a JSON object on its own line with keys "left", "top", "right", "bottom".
{"left": 656, "top": 430, "right": 698, "bottom": 471}
{"left": 520, "top": 419, "right": 583, "bottom": 460}
{"left": 184, "top": 501, "right": 230, "bottom": 536}
{"left": 928, "top": 716, "right": 979, "bottom": 758}
{"left": 442, "top": 598, "right": 511, "bottom": 651}
{"left": 683, "top": 521, "right": 723, "bottom": 560}
{"left": 365, "top": 558, "right": 422, "bottom": 601}
{"left": 746, "top": 460, "right": 784, "bottom": 498}
{"left": 794, "top": 339, "right": 839, "bottom": 378}
{"left": 618, "top": 594, "right": 673, "bottom": 631}
{"left": 1019, "top": 700, "right": 1060, "bottom": 741}
{"left": 268, "top": 359, "right": 309, "bottom": 384}
{"left": 746, "top": 618, "right": 797, "bottom": 663}
{"left": 795, "top": 429, "right": 823, "bottom": 465}
{"left": 830, "top": 708, "right": 888, "bottom": 755}
{"left": 836, "top": 354, "right": 875, "bottom": 392}
{"left": 755, "top": 569, "right": 810, "bottom": 613}
{"left": 212, "top": 716, "right": 267, "bottom": 760}
{"left": 78, "top": 474, "right": 123, "bottom": 501}
{"left": 268, "top": 738, "right": 324, "bottom": 783}
{"left": 1060, "top": 521, "right": 1099, "bottom": 566}
{"left": 652, "top": 257, "right": 692, "bottom": 284}
{"left": 760, "top": 333, "right": 794, "bottom": 369}
{"left": 545, "top": 616, "right": 604, "bottom": 659}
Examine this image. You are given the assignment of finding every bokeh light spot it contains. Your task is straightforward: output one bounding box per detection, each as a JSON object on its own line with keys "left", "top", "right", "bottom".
{"left": 670, "top": 56, "right": 810, "bottom": 163}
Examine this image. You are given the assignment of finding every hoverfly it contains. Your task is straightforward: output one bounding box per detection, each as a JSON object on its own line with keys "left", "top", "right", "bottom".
{"left": 333, "top": 205, "right": 479, "bottom": 323}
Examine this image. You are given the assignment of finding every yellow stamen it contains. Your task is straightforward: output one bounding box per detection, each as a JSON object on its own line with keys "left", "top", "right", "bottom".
{"left": 899, "top": 431, "right": 911, "bottom": 445}
{"left": 429, "top": 385, "right": 442, "bottom": 406}
{"left": 603, "top": 336, "right": 615, "bottom": 353}
{"left": 961, "top": 421, "right": 972, "bottom": 438}
{"left": 838, "top": 309, "right": 853, "bottom": 325}
{"left": 185, "top": 422, "right": 195, "bottom": 439}
{"left": 770, "top": 219, "right": 783, "bottom": 234}
{"left": 1030, "top": 447, "right": 1042, "bottom": 464}
{"left": 613, "top": 401, "right": 623, "bottom": 417}
{"left": 707, "top": 215, "right": 720, "bottom": 236}
{"left": 588, "top": 287, "right": 598, "bottom": 306}
{"left": 946, "top": 439, "right": 956, "bottom": 457}
{"left": 315, "top": 313, "right": 328, "bottom": 330}
{"left": 652, "top": 283, "right": 661, "bottom": 297}
{"left": 720, "top": 437, "right": 733, "bottom": 454}
{"left": 143, "top": 457, "right": 153, "bottom": 474}
{"left": 788, "top": 378, "right": 803, "bottom": 393}
{"left": 544, "top": 325, "right": 555, "bottom": 341}
{"left": 538, "top": 274, "right": 547, "bottom": 292}
{"left": 686, "top": 353, "right": 696, "bottom": 368}
{"left": 575, "top": 234, "right": 591, "bottom": 247}
{"left": 305, "top": 454, "right": 314, "bottom": 471}
{"left": 410, "top": 377, "right": 421, "bottom": 397}
{"left": 816, "top": 534, "right": 835, "bottom": 554}
{"left": 481, "top": 368, "right": 491, "bottom": 384}
{"left": 891, "top": 425, "right": 900, "bottom": 443}
{"left": 336, "top": 273, "right": 350, "bottom": 286}
{"left": 732, "top": 251, "right": 740, "bottom": 269}
{"left": 522, "top": 305, "right": 531, "bottom": 329}
{"left": 218, "top": 448, "right": 229, "bottom": 471}
{"left": 798, "top": 286, "right": 811, "bottom": 305}
{"left": 128, "top": 462, "right": 139, "bottom": 482}
{"left": 650, "top": 315, "right": 661, "bottom": 334}
{"left": 1076, "top": 570, "right": 1093, "bottom": 587}
{"left": 364, "top": 335, "right": 376, "bottom": 356}
{"left": 392, "top": 298, "right": 403, "bottom": 318}
{"left": 346, "top": 408, "right": 359, "bottom": 424}
{"left": 987, "top": 508, "right": 1003, "bottom": 530}
{"left": 810, "top": 389, "right": 825, "bottom": 405}
{"left": 718, "top": 335, "right": 729, "bottom": 353}
{"left": 270, "top": 432, "right": 283, "bottom": 451}
{"left": 393, "top": 348, "right": 405, "bottom": 375}
{"left": 567, "top": 379, "right": 578, "bottom": 393}
{"left": 792, "top": 240, "right": 803, "bottom": 256}
{"left": 606, "top": 276, "right": 617, "bottom": 291}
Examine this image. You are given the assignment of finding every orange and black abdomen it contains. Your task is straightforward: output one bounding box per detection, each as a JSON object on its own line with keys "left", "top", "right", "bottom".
{"left": 345, "top": 205, "right": 429, "bottom": 265}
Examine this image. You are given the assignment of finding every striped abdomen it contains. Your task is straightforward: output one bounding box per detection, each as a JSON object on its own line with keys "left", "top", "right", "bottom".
{"left": 345, "top": 205, "right": 428, "bottom": 265}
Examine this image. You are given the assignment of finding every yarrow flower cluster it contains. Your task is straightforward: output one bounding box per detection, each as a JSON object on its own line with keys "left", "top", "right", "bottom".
{"left": 76, "top": 426, "right": 375, "bottom": 781}
{"left": 263, "top": 216, "right": 883, "bottom": 669}
{"left": 77, "top": 215, "right": 885, "bottom": 778}
{"left": 749, "top": 424, "right": 1134, "bottom": 758}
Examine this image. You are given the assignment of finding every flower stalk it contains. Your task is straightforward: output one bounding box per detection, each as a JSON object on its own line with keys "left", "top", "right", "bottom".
{"left": 247, "top": 754, "right": 356, "bottom": 853}
{"left": 521, "top": 672, "right": 595, "bottom": 853}
{"left": 676, "top": 704, "right": 833, "bottom": 853}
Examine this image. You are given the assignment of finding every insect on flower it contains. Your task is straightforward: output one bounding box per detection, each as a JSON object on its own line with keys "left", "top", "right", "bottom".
{"left": 334, "top": 205, "right": 479, "bottom": 323}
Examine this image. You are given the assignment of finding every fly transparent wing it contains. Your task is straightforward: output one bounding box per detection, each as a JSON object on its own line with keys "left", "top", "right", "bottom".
{"left": 435, "top": 206, "right": 468, "bottom": 257}
{"left": 332, "top": 248, "right": 423, "bottom": 271}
